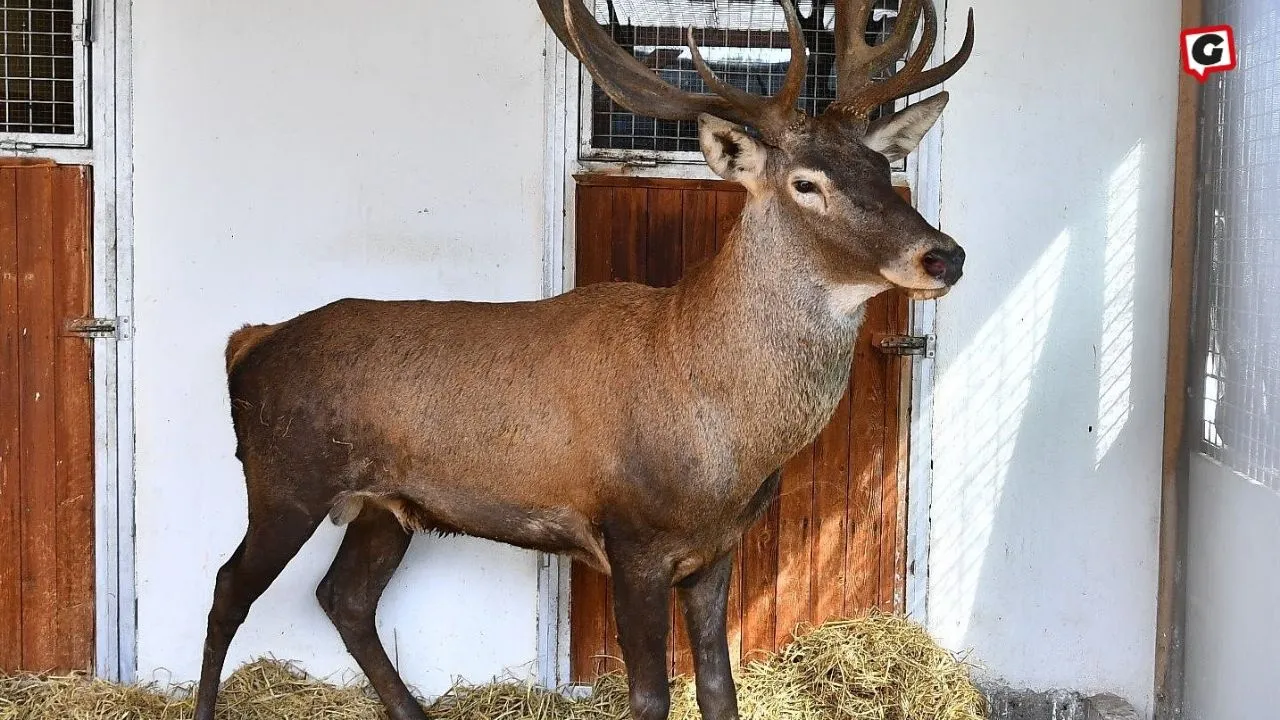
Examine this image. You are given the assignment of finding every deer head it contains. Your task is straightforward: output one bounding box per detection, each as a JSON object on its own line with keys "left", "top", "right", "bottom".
{"left": 540, "top": 0, "right": 973, "bottom": 300}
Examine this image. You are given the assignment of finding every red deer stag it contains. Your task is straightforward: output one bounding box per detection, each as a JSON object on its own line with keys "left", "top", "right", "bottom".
{"left": 193, "top": 1, "right": 973, "bottom": 719}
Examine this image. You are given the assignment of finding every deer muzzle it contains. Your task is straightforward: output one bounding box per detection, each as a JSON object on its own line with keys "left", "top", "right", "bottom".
{"left": 922, "top": 242, "right": 965, "bottom": 286}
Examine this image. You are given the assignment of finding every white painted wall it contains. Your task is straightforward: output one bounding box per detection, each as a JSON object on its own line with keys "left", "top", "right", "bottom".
{"left": 130, "top": 0, "right": 548, "bottom": 696}
{"left": 929, "top": 0, "right": 1179, "bottom": 713}
{"left": 1184, "top": 455, "right": 1280, "bottom": 719}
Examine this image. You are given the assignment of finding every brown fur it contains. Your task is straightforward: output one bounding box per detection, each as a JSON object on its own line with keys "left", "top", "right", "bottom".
{"left": 224, "top": 323, "right": 280, "bottom": 374}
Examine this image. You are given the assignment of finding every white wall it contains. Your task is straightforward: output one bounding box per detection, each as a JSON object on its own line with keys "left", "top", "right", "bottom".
{"left": 130, "top": 0, "right": 548, "bottom": 696}
{"left": 929, "top": 0, "right": 1179, "bottom": 713}
{"left": 1184, "top": 455, "right": 1280, "bottom": 719}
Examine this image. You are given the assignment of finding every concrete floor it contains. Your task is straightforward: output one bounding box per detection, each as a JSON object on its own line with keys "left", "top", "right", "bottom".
{"left": 982, "top": 684, "right": 1141, "bottom": 720}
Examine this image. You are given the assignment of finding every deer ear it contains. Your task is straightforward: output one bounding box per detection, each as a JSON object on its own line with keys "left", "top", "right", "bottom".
{"left": 698, "top": 114, "right": 767, "bottom": 191}
{"left": 861, "top": 92, "right": 950, "bottom": 163}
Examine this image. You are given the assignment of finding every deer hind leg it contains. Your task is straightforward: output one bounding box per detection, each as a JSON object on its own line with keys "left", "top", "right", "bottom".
{"left": 193, "top": 501, "right": 327, "bottom": 720}
{"left": 315, "top": 504, "right": 424, "bottom": 720}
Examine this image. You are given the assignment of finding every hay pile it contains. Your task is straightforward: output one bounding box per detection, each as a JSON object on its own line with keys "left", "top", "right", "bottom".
{"left": 0, "top": 612, "right": 984, "bottom": 720}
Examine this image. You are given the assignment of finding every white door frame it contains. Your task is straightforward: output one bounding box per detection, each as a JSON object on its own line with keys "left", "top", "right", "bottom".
{"left": 901, "top": 2, "right": 951, "bottom": 625}
{"left": 534, "top": 8, "right": 951, "bottom": 685}
{"left": 536, "top": 24, "right": 574, "bottom": 689}
{"left": 94, "top": 0, "right": 137, "bottom": 683}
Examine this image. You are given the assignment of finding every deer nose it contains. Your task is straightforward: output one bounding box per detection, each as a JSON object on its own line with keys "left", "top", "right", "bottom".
{"left": 922, "top": 245, "right": 965, "bottom": 285}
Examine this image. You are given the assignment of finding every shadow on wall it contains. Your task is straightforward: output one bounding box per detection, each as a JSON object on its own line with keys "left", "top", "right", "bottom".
{"left": 929, "top": 130, "right": 1162, "bottom": 695}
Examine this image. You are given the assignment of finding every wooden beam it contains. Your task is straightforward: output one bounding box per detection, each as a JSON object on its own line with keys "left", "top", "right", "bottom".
{"left": 1154, "top": 0, "right": 1204, "bottom": 717}
{"left": 574, "top": 174, "right": 741, "bottom": 192}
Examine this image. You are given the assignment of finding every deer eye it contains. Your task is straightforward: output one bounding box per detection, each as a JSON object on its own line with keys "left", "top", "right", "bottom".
{"left": 792, "top": 179, "right": 817, "bottom": 194}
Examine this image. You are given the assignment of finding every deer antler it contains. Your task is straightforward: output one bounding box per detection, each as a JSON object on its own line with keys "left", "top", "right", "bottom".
{"left": 833, "top": 0, "right": 922, "bottom": 93}
{"left": 539, "top": 0, "right": 973, "bottom": 139}
{"left": 537, "top": 0, "right": 809, "bottom": 142}
{"left": 826, "top": 1, "right": 975, "bottom": 124}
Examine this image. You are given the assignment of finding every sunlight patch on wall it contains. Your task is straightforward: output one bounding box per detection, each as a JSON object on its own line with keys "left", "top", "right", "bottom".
{"left": 1095, "top": 142, "right": 1144, "bottom": 466}
{"left": 930, "top": 230, "right": 1072, "bottom": 644}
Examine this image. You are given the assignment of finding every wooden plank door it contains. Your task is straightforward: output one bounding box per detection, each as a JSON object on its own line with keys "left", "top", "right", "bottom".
{"left": 569, "top": 174, "right": 911, "bottom": 681}
{"left": 0, "top": 160, "right": 95, "bottom": 673}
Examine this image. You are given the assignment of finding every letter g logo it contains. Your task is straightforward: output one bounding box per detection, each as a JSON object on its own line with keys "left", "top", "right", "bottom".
{"left": 1182, "top": 26, "right": 1237, "bottom": 82}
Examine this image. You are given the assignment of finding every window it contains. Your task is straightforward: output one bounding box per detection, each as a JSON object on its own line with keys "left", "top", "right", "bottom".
{"left": 1, "top": 0, "right": 88, "bottom": 147}
{"left": 1197, "top": 2, "right": 1280, "bottom": 491}
{"left": 580, "top": 0, "right": 903, "bottom": 163}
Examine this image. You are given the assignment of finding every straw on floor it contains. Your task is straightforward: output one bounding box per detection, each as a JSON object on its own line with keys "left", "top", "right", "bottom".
{"left": 0, "top": 612, "right": 985, "bottom": 720}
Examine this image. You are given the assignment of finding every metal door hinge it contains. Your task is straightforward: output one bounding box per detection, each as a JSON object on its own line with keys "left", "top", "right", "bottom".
{"left": 875, "top": 333, "right": 934, "bottom": 358}
{"left": 65, "top": 316, "right": 130, "bottom": 339}
{"left": 0, "top": 140, "right": 37, "bottom": 155}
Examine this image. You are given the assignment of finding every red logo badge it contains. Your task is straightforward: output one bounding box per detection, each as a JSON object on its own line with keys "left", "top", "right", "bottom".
{"left": 1182, "top": 25, "right": 1237, "bottom": 82}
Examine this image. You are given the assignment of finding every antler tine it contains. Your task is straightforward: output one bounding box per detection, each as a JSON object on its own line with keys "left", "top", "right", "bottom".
{"left": 539, "top": 0, "right": 748, "bottom": 125}
{"left": 839, "top": 0, "right": 936, "bottom": 111}
{"left": 828, "top": 3, "right": 974, "bottom": 122}
{"left": 685, "top": 0, "right": 808, "bottom": 135}
{"left": 833, "top": 0, "right": 923, "bottom": 101}
{"left": 870, "top": 0, "right": 924, "bottom": 75}
{"left": 888, "top": 8, "right": 974, "bottom": 100}
{"left": 686, "top": 29, "right": 772, "bottom": 117}
{"left": 774, "top": 0, "right": 810, "bottom": 110}
{"left": 833, "top": 0, "right": 872, "bottom": 91}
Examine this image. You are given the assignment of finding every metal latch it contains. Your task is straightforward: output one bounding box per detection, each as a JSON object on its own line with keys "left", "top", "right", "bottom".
{"left": 64, "top": 316, "right": 130, "bottom": 339}
{"left": 874, "top": 333, "right": 934, "bottom": 358}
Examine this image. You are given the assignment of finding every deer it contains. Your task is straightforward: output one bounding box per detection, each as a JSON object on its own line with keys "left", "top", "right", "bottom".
{"left": 192, "top": 1, "right": 974, "bottom": 719}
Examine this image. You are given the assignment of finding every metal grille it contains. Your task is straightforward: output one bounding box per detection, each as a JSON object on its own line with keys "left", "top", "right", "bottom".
{"left": 585, "top": 0, "right": 901, "bottom": 157}
{"left": 1, "top": 0, "right": 79, "bottom": 138}
{"left": 1197, "top": 0, "right": 1280, "bottom": 491}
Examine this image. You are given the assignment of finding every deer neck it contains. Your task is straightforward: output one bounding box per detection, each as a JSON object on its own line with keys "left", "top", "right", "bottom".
{"left": 675, "top": 198, "right": 875, "bottom": 345}
{"left": 665, "top": 198, "right": 884, "bottom": 473}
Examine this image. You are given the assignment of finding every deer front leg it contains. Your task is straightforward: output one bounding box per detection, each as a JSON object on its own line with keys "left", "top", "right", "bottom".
{"left": 610, "top": 551, "right": 674, "bottom": 720}
{"left": 676, "top": 553, "right": 740, "bottom": 720}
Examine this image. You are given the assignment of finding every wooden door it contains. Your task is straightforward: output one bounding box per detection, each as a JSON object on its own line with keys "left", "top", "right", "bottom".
{"left": 569, "top": 174, "right": 911, "bottom": 680}
{"left": 0, "top": 160, "right": 95, "bottom": 672}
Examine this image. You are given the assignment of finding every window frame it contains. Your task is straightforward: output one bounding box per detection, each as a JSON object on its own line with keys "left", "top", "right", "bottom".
{"left": 577, "top": 70, "right": 705, "bottom": 165}
{"left": 1, "top": 0, "right": 91, "bottom": 148}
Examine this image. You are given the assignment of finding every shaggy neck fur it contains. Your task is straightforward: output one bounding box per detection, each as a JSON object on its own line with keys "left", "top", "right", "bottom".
{"left": 662, "top": 195, "right": 886, "bottom": 473}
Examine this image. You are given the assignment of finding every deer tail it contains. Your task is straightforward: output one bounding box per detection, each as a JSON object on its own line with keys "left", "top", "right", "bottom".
{"left": 225, "top": 323, "right": 279, "bottom": 375}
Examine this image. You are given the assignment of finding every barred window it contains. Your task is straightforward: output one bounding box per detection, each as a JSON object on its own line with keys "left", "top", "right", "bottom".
{"left": 1197, "top": 2, "right": 1280, "bottom": 491}
{"left": 1, "top": 0, "right": 88, "bottom": 147}
{"left": 581, "top": 0, "right": 902, "bottom": 161}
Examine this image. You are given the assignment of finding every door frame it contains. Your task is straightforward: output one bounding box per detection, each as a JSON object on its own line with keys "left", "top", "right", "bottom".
{"left": 97, "top": 0, "right": 137, "bottom": 683}
{"left": 537, "top": 11, "right": 950, "bottom": 687}
{"left": 6, "top": 0, "right": 138, "bottom": 682}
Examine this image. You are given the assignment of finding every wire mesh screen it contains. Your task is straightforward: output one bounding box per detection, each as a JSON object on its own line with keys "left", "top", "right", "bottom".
{"left": 586, "top": 0, "right": 901, "bottom": 155}
{"left": 1197, "top": 0, "right": 1280, "bottom": 490}
{"left": 1, "top": 0, "right": 76, "bottom": 136}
